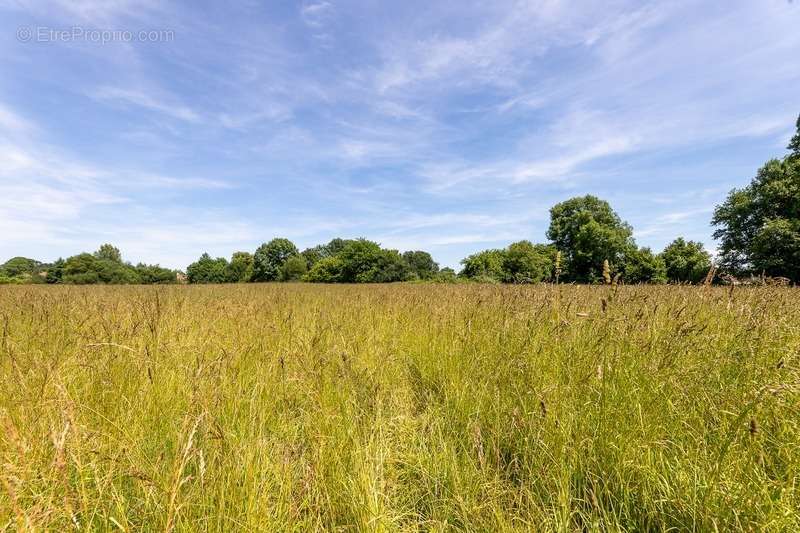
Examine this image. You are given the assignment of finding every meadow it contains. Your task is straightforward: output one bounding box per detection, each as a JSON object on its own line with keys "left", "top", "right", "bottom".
{"left": 0, "top": 284, "right": 798, "bottom": 531}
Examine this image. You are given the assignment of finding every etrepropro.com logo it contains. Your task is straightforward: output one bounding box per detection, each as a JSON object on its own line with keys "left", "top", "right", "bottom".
{"left": 17, "top": 26, "right": 174, "bottom": 44}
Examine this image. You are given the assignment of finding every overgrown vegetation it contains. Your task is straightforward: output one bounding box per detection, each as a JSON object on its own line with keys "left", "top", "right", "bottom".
{"left": 0, "top": 284, "right": 797, "bottom": 530}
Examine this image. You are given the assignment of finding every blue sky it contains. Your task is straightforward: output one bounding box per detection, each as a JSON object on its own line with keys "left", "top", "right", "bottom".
{"left": 1, "top": 0, "right": 798, "bottom": 270}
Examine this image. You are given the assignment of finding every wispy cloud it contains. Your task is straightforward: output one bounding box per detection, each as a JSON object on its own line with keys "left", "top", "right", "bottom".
{"left": 92, "top": 87, "right": 201, "bottom": 122}
{"left": 0, "top": 103, "right": 35, "bottom": 134}
{"left": 1, "top": 0, "right": 798, "bottom": 267}
{"left": 1, "top": 0, "right": 162, "bottom": 22}
{"left": 301, "top": 1, "right": 332, "bottom": 27}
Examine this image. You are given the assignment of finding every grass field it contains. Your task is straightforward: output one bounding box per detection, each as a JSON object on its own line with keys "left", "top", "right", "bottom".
{"left": 0, "top": 284, "right": 798, "bottom": 531}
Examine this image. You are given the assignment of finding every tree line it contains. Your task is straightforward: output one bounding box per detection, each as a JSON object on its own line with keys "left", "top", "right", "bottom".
{"left": 0, "top": 244, "right": 177, "bottom": 285}
{"left": 185, "top": 238, "right": 450, "bottom": 284}
{"left": 3, "top": 114, "right": 798, "bottom": 286}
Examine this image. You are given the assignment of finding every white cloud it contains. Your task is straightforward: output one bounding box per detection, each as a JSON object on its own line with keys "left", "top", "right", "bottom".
{"left": 92, "top": 87, "right": 201, "bottom": 122}
{"left": 0, "top": 104, "right": 35, "bottom": 134}
{"left": 2, "top": 0, "right": 799, "bottom": 266}
{"left": 126, "top": 174, "right": 235, "bottom": 190}
{"left": 633, "top": 208, "right": 716, "bottom": 244}
{"left": 1, "top": 0, "right": 163, "bottom": 23}
{"left": 301, "top": 1, "right": 332, "bottom": 27}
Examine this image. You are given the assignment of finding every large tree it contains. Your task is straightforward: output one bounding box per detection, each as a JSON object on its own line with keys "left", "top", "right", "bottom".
{"left": 279, "top": 256, "right": 308, "bottom": 281}
{"left": 304, "top": 256, "right": 344, "bottom": 282}
{"left": 336, "top": 239, "right": 412, "bottom": 283}
{"left": 712, "top": 115, "right": 800, "bottom": 281}
{"left": 63, "top": 253, "right": 140, "bottom": 284}
{"left": 788, "top": 114, "right": 800, "bottom": 156}
{"left": 660, "top": 238, "right": 711, "bottom": 284}
{"left": 301, "top": 238, "right": 357, "bottom": 269}
{"left": 94, "top": 243, "right": 123, "bottom": 263}
{"left": 547, "top": 195, "right": 635, "bottom": 282}
{"left": 622, "top": 247, "right": 666, "bottom": 284}
{"left": 252, "top": 238, "right": 299, "bottom": 282}
{"left": 135, "top": 263, "right": 177, "bottom": 284}
{"left": 402, "top": 250, "right": 439, "bottom": 280}
{"left": 226, "top": 251, "right": 254, "bottom": 282}
{"left": 459, "top": 249, "right": 506, "bottom": 282}
{"left": 45, "top": 258, "right": 65, "bottom": 284}
{"left": 502, "top": 241, "right": 555, "bottom": 283}
{"left": 186, "top": 253, "right": 229, "bottom": 284}
{"left": 1, "top": 257, "right": 41, "bottom": 278}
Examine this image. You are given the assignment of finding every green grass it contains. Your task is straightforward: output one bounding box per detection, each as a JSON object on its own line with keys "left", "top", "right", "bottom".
{"left": 1, "top": 284, "right": 798, "bottom": 531}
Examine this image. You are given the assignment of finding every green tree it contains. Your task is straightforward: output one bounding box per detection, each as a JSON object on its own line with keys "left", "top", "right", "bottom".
{"left": 369, "top": 250, "right": 414, "bottom": 282}
{"left": 301, "top": 238, "right": 357, "bottom": 269}
{"left": 63, "top": 253, "right": 139, "bottom": 284}
{"left": 788, "top": 113, "right": 800, "bottom": 157}
{"left": 226, "top": 252, "right": 254, "bottom": 282}
{"left": 94, "top": 244, "right": 122, "bottom": 263}
{"left": 304, "top": 256, "right": 344, "bottom": 282}
{"left": 1, "top": 257, "right": 41, "bottom": 278}
{"left": 502, "top": 241, "right": 555, "bottom": 283}
{"left": 336, "top": 239, "right": 382, "bottom": 282}
{"left": 402, "top": 251, "right": 439, "bottom": 280}
{"left": 135, "top": 264, "right": 177, "bottom": 284}
{"left": 186, "top": 253, "right": 229, "bottom": 284}
{"left": 63, "top": 253, "right": 102, "bottom": 284}
{"left": 280, "top": 255, "right": 308, "bottom": 281}
{"left": 45, "top": 258, "right": 65, "bottom": 284}
{"left": 323, "top": 238, "right": 354, "bottom": 257}
{"left": 434, "top": 267, "right": 458, "bottom": 283}
{"left": 252, "top": 238, "right": 299, "bottom": 282}
{"left": 301, "top": 246, "right": 325, "bottom": 269}
{"left": 660, "top": 238, "right": 711, "bottom": 284}
{"left": 460, "top": 249, "right": 506, "bottom": 282}
{"left": 335, "top": 239, "right": 412, "bottom": 283}
{"left": 749, "top": 218, "right": 800, "bottom": 280}
{"left": 622, "top": 247, "right": 666, "bottom": 284}
{"left": 547, "top": 195, "right": 635, "bottom": 282}
{"left": 712, "top": 117, "right": 800, "bottom": 280}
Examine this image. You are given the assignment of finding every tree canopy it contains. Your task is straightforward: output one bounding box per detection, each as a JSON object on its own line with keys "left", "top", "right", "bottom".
{"left": 280, "top": 256, "right": 308, "bottom": 281}
{"left": 402, "top": 251, "right": 439, "bottom": 280}
{"left": 252, "top": 238, "right": 300, "bottom": 282}
{"left": 712, "top": 116, "right": 800, "bottom": 281}
{"left": 460, "top": 249, "right": 506, "bottom": 283}
{"left": 94, "top": 244, "right": 122, "bottom": 263}
{"left": 502, "top": 241, "right": 556, "bottom": 283}
{"left": 186, "top": 253, "right": 229, "bottom": 284}
{"left": 226, "top": 252, "right": 254, "bottom": 283}
{"left": 661, "top": 238, "right": 712, "bottom": 283}
{"left": 547, "top": 195, "right": 635, "bottom": 283}
{"left": 1, "top": 257, "right": 42, "bottom": 279}
{"left": 623, "top": 247, "right": 666, "bottom": 284}
{"left": 2, "top": 246, "right": 181, "bottom": 285}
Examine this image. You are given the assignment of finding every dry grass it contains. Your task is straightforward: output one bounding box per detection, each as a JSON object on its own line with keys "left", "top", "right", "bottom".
{"left": 0, "top": 283, "right": 798, "bottom": 531}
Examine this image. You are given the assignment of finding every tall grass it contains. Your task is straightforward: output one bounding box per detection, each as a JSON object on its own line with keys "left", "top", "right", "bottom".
{"left": 0, "top": 284, "right": 798, "bottom": 531}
